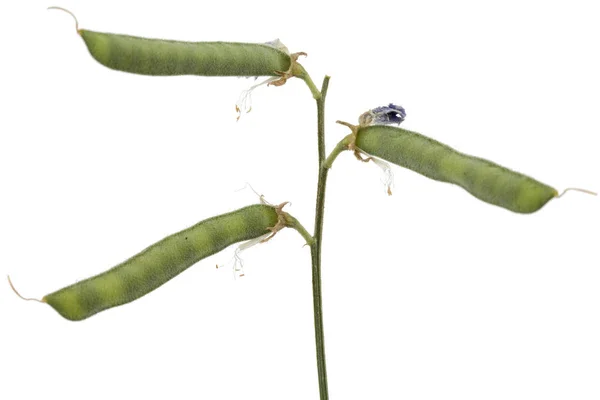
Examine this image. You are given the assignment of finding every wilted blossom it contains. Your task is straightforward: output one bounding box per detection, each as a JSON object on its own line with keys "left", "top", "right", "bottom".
{"left": 236, "top": 39, "right": 292, "bottom": 121}
{"left": 354, "top": 148, "right": 394, "bottom": 196}
{"left": 360, "top": 103, "right": 406, "bottom": 126}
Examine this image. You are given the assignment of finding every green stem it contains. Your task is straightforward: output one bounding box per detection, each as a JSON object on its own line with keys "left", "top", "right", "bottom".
{"left": 284, "top": 213, "right": 315, "bottom": 246}
{"left": 324, "top": 134, "right": 353, "bottom": 169}
{"left": 297, "top": 64, "right": 322, "bottom": 100}
{"left": 311, "top": 75, "right": 331, "bottom": 400}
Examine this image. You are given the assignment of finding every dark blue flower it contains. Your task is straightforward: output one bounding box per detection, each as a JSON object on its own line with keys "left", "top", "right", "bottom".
{"left": 371, "top": 103, "right": 406, "bottom": 125}
{"left": 360, "top": 103, "right": 406, "bottom": 126}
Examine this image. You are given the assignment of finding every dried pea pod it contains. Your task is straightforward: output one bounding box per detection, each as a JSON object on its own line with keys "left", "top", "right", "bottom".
{"left": 331, "top": 105, "right": 595, "bottom": 213}
{"left": 10, "top": 204, "right": 300, "bottom": 321}
{"left": 49, "top": 7, "right": 294, "bottom": 79}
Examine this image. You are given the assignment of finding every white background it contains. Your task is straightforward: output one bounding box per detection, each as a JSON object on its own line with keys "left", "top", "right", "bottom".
{"left": 1, "top": 1, "right": 599, "bottom": 399}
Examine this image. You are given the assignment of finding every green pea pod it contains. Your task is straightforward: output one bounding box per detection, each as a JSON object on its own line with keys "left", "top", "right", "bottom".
{"left": 34, "top": 204, "right": 281, "bottom": 321}
{"left": 80, "top": 30, "right": 292, "bottom": 77}
{"left": 355, "top": 124, "right": 557, "bottom": 213}
{"left": 49, "top": 7, "right": 292, "bottom": 78}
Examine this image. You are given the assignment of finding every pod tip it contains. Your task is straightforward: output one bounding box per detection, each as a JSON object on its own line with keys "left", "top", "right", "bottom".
{"left": 47, "top": 6, "right": 81, "bottom": 34}
{"left": 557, "top": 187, "right": 597, "bottom": 198}
{"left": 7, "top": 275, "right": 44, "bottom": 303}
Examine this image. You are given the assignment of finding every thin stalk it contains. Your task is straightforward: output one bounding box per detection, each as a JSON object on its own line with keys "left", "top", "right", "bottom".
{"left": 324, "top": 134, "right": 353, "bottom": 169}
{"left": 297, "top": 65, "right": 322, "bottom": 100}
{"left": 311, "top": 75, "right": 331, "bottom": 400}
{"left": 283, "top": 213, "right": 315, "bottom": 246}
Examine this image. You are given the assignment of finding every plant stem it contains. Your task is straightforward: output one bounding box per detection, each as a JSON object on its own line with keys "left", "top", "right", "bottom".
{"left": 311, "top": 75, "right": 330, "bottom": 400}
{"left": 297, "top": 65, "right": 322, "bottom": 100}
{"left": 283, "top": 213, "right": 315, "bottom": 246}
{"left": 324, "top": 134, "right": 353, "bottom": 169}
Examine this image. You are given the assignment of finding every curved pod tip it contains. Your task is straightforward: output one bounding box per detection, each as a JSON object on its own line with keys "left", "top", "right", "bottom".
{"left": 557, "top": 188, "right": 597, "bottom": 198}
{"left": 47, "top": 6, "right": 81, "bottom": 34}
{"left": 7, "top": 275, "right": 45, "bottom": 304}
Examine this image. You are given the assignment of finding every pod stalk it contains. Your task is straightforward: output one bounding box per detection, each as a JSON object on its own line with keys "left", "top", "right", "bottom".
{"left": 324, "top": 134, "right": 353, "bottom": 169}
{"left": 297, "top": 64, "right": 322, "bottom": 100}
{"left": 283, "top": 213, "right": 315, "bottom": 247}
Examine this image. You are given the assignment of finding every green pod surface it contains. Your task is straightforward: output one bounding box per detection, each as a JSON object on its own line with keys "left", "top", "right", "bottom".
{"left": 43, "top": 204, "right": 279, "bottom": 321}
{"left": 356, "top": 125, "right": 558, "bottom": 213}
{"left": 79, "top": 30, "right": 291, "bottom": 77}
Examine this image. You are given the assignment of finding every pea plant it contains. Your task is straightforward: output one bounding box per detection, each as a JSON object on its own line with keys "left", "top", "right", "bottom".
{"left": 3, "top": 3, "right": 598, "bottom": 400}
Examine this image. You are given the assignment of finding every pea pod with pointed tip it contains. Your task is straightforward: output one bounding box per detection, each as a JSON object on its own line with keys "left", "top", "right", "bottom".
{"left": 328, "top": 117, "right": 578, "bottom": 214}
{"left": 80, "top": 31, "right": 293, "bottom": 77}
{"left": 49, "top": 7, "right": 293, "bottom": 78}
{"left": 25, "top": 204, "right": 291, "bottom": 321}
{"left": 354, "top": 124, "right": 559, "bottom": 213}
